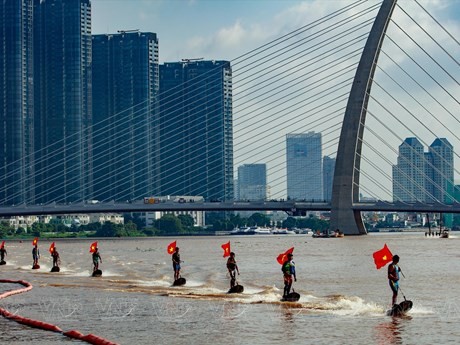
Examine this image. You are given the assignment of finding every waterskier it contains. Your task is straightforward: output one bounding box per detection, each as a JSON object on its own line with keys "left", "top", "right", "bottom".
{"left": 282, "top": 253, "right": 296, "bottom": 298}
{"left": 92, "top": 247, "right": 102, "bottom": 272}
{"left": 388, "top": 255, "right": 401, "bottom": 306}
{"left": 51, "top": 246, "right": 60, "bottom": 267}
{"left": 32, "top": 244, "right": 40, "bottom": 266}
{"left": 0, "top": 243, "right": 6, "bottom": 262}
{"left": 172, "top": 247, "right": 181, "bottom": 281}
{"left": 226, "top": 252, "right": 240, "bottom": 288}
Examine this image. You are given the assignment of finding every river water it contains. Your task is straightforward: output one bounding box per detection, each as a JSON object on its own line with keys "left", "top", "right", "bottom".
{"left": 0, "top": 233, "right": 459, "bottom": 345}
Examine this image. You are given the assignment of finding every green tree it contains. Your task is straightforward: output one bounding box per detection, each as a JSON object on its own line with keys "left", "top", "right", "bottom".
{"left": 155, "top": 214, "right": 184, "bottom": 234}
{"left": 178, "top": 214, "right": 194, "bottom": 228}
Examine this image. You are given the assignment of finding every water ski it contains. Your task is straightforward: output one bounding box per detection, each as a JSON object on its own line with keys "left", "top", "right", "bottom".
{"left": 281, "top": 292, "right": 300, "bottom": 302}
{"left": 0, "top": 260, "right": 6, "bottom": 265}
{"left": 228, "top": 284, "right": 244, "bottom": 294}
{"left": 173, "top": 277, "right": 186, "bottom": 286}
{"left": 387, "top": 300, "right": 413, "bottom": 317}
{"left": 50, "top": 266, "right": 60, "bottom": 272}
{"left": 32, "top": 264, "right": 40, "bottom": 269}
{"left": 92, "top": 269, "right": 102, "bottom": 277}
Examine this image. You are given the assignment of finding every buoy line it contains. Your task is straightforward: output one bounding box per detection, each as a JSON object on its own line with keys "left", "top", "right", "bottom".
{"left": 0, "top": 279, "right": 119, "bottom": 345}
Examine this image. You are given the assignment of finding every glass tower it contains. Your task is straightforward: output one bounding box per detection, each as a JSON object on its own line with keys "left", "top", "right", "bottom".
{"left": 159, "top": 60, "right": 233, "bottom": 201}
{"left": 0, "top": 0, "right": 35, "bottom": 205}
{"left": 286, "top": 132, "right": 323, "bottom": 201}
{"left": 92, "top": 31, "right": 159, "bottom": 201}
{"left": 238, "top": 164, "right": 267, "bottom": 201}
{"left": 34, "top": 0, "right": 93, "bottom": 203}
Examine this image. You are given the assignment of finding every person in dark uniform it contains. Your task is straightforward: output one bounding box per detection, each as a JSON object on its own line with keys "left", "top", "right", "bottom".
{"left": 172, "top": 247, "right": 181, "bottom": 281}
{"left": 226, "top": 252, "right": 240, "bottom": 288}
{"left": 282, "top": 253, "right": 296, "bottom": 298}
{"left": 32, "top": 244, "right": 40, "bottom": 266}
{"left": 92, "top": 247, "right": 102, "bottom": 272}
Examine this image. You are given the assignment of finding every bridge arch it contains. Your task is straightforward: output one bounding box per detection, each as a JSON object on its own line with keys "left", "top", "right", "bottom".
{"left": 330, "top": 0, "right": 397, "bottom": 235}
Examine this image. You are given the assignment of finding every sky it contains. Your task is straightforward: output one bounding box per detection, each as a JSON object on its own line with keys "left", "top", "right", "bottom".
{"left": 91, "top": 0, "right": 460, "bottom": 63}
{"left": 91, "top": 0, "right": 460, "bottom": 199}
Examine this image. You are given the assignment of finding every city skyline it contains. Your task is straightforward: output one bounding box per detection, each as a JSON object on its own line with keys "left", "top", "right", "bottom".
{"left": 1, "top": 1, "right": 459, "bottom": 203}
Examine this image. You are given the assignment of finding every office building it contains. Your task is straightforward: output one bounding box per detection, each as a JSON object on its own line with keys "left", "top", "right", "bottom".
{"left": 0, "top": 0, "right": 35, "bottom": 205}
{"left": 34, "top": 0, "right": 93, "bottom": 203}
{"left": 426, "top": 138, "right": 454, "bottom": 203}
{"left": 238, "top": 164, "right": 267, "bottom": 201}
{"left": 159, "top": 60, "right": 233, "bottom": 201}
{"left": 92, "top": 31, "right": 159, "bottom": 201}
{"left": 392, "top": 138, "right": 425, "bottom": 202}
{"left": 286, "top": 132, "right": 323, "bottom": 201}
{"left": 323, "top": 156, "right": 335, "bottom": 201}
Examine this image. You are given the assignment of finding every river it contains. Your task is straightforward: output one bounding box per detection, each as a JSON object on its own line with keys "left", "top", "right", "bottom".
{"left": 0, "top": 232, "right": 458, "bottom": 344}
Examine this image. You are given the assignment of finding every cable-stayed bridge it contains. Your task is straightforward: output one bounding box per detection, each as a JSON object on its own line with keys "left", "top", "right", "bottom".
{"left": 1, "top": 0, "right": 459, "bottom": 234}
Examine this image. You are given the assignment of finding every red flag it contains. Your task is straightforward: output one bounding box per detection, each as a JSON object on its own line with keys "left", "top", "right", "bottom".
{"left": 0, "top": 241, "right": 4, "bottom": 248}
{"left": 167, "top": 241, "right": 177, "bottom": 255}
{"left": 373, "top": 244, "right": 393, "bottom": 269}
{"left": 221, "top": 241, "right": 231, "bottom": 257}
{"left": 276, "top": 247, "right": 294, "bottom": 265}
{"left": 49, "top": 242, "right": 55, "bottom": 254}
{"left": 32, "top": 237, "right": 38, "bottom": 246}
{"left": 89, "top": 241, "right": 98, "bottom": 253}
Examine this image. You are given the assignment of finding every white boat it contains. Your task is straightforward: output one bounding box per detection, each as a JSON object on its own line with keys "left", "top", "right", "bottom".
{"left": 271, "top": 228, "right": 296, "bottom": 235}
{"left": 251, "top": 226, "right": 272, "bottom": 235}
{"left": 230, "top": 227, "right": 255, "bottom": 235}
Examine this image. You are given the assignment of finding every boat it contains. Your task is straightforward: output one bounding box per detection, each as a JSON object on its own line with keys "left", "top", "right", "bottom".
{"left": 229, "top": 227, "right": 255, "bottom": 235}
{"left": 312, "top": 230, "right": 344, "bottom": 238}
{"left": 272, "top": 228, "right": 296, "bottom": 235}
{"left": 440, "top": 230, "right": 449, "bottom": 238}
{"left": 251, "top": 226, "right": 272, "bottom": 235}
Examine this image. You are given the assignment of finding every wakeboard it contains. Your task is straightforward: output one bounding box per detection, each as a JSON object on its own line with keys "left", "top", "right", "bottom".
{"left": 50, "top": 266, "right": 60, "bottom": 272}
{"left": 228, "top": 284, "right": 244, "bottom": 294}
{"left": 92, "top": 269, "right": 102, "bottom": 277}
{"left": 32, "top": 264, "right": 40, "bottom": 269}
{"left": 173, "top": 277, "right": 186, "bottom": 286}
{"left": 281, "top": 292, "right": 300, "bottom": 302}
{"left": 0, "top": 260, "right": 6, "bottom": 265}
{"left": 386, "top": 300, "right": 413, "bottom": 317}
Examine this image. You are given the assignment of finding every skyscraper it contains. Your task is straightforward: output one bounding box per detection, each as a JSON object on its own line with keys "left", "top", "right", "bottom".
{"left": 34, "top": 0, "right": 93, "bottom": 203}
{"left": 426, "top": 138, "right": 454, "bottom": 203}
{"left": 92, "top": 31, "right": 159, "bottom": 201}
{"left": 0, "top": 0, "right": 35, "bottom": 205}
{"left": 323, "top": 156, "right": 336, "bottom": 202}
{"left": 286, "top": 132, "right": 323, "bottom": 201}
{"left": 238, "top": 164, "right": 267, "bottom": 201}
{"left": 159, "top": 60, "right": 233, "bottom": 201}
{"left": 392, "top": 138, "right": 425, "bottom": 202}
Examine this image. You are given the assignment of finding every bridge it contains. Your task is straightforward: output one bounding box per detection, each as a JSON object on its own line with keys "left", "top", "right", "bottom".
{"left": 1, "top": 0, "right": 459, "bottom": 234}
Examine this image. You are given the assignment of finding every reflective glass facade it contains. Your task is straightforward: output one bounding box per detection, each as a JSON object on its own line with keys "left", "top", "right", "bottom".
{"left": 159, "top": 60, "right": 233, "bottom": 201}
{"left": 92, "top": 32, "right": 159, "bottom": 201}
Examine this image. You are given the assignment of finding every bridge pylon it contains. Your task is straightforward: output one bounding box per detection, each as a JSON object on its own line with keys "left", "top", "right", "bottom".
{"left": 330, "top": 0, "right": 397, "bottom": 235}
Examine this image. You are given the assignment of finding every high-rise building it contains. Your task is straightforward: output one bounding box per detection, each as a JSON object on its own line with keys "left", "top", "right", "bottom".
{"left": 92, "top": 31, "right": 159, "bottom": 201}
{"left": 34, "top": 0, "right": 93, "bottom": 203}
{"left": 238, "top": 164, "right": 267, "bottom": 201}
{"left": 0, "top": 0, "right": 35, "bottom": 205}
{"left": 323, "top": 156, "right": 335, "bottom": 202}
{"left": 392, "top": 138, "right": 425, "bottom": 202}
{"left": 159, "top": 60, "right": 233, "bottom": 201}
{"left": 286, "top": 132, "right": 323, "bottom": 201}
{"left": 426, "top": 138, "right": 454, "bottom": 203}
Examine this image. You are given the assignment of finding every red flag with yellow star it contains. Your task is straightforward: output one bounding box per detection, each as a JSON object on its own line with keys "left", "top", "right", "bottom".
{"left": 89, "top": 241, "right": 98, "bottom": 253}
{"left": 373, "top": 244, "right": 393, "bottom": 269}
{"left": 0, "top": 241, "right": 4, "bottom": 248}
{"left": 221, "top": 241, "right": 231, "bottom": 257}
{"left": 32, "top": 237, "right": 38, "bottom": 246}
{"left": 276, "top": 247, "right": 294, "bottom": 265}
{"left": 49, "top": 242, "right": 55, "bottom": 254}
{"left": 167, "top": 241, "right": 177, "bottom": 255}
